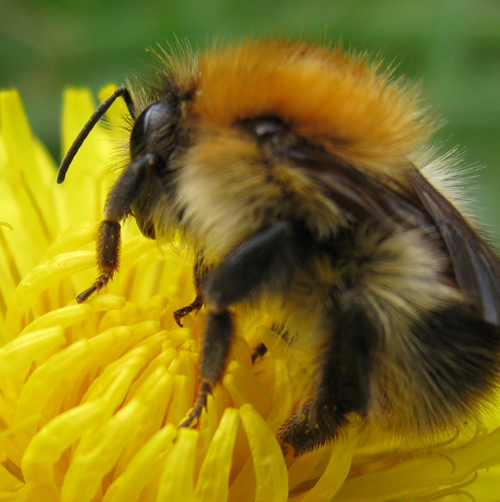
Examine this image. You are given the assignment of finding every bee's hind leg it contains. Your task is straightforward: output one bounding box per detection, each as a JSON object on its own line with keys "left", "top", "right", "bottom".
{"left": 278, "top": 288, "right": 374, "bottom": 455}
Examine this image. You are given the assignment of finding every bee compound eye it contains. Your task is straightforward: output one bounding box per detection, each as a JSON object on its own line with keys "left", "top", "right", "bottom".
{"left": 129, "top": 101, "right": 173, "bottom": 158}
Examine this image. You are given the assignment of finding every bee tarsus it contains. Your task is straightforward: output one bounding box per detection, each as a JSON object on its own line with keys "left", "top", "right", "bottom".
{"left": 173, "top": 295, "right": 204, "bottom": 327}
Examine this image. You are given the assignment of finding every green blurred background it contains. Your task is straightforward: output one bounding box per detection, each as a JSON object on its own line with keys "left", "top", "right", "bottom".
{"left": 1, "top": 0, "right": 499, "bottom": 241}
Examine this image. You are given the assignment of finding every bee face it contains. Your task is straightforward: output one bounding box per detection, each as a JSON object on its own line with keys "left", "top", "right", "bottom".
{"left": 126, "top": 102, "right": 177, "bottom": 239}
{"left": 59, "top": 39, "right": 500, "bottom": 456}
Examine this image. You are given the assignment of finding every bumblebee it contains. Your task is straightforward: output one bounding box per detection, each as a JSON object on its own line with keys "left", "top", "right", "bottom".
{"left": 58, "top": 40, "right": 500, "bottom": 455}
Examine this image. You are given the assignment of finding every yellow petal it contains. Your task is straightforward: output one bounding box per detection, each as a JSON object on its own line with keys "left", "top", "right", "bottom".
{"left": 60, "top": 399, "right": 148, "bottom": 502}
{"left": 156, "top": 427, "right": 199, "bottom": 501}
{"left": 0, "top": 327, "right": 65, "bottom": 383}
{"left": 102, "top": 424, "right": 177, "bottom": 502}
{"left": 294, "top": 428, "right": 358, "bottom": 502}
{"left": 193, "top": 407, "right": 240, "bottom": 502}
{"left": 0, "top": 90, "right": 36, "bottom": 173}
{"left": 238, "top": 403, "right": 288, "bottom": 502}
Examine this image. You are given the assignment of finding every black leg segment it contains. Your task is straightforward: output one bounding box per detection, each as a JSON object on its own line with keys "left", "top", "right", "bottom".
{"left": 278, "top": 288, "right": 374, "bottom": 455}
{"left": 202, "top": 220, "right": 299, "bottom": 311}
{"left": 180, "top": 310, "right": 235, "bottom": 428}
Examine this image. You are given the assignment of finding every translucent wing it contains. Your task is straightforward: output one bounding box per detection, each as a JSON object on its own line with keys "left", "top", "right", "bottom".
{"left": 408, "top": 167, "right": 500, "bottom": 325}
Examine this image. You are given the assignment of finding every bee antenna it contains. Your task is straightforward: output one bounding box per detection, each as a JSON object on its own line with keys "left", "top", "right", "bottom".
{"left": 57, "top": 86, "right": 134, "bottom": 184}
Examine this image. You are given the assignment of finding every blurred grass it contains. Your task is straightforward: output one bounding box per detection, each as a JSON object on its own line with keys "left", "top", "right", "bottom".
{"left": 1, "top": 0, "right": 499, "bottom": 240}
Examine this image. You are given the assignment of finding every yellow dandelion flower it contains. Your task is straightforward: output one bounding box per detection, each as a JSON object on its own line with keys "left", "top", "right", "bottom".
{"left": 0, "top": 88, "right": 499, "bottom": 502}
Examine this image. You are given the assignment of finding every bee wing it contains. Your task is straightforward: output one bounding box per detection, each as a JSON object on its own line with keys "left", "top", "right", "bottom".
{"left": 408, "top": 166, "right": 500, "bottom": 325}
{"left": 287, "top": 146, "right": 423, "bottom": 224}
{"left": 288, "top": 146, "right": 500, "bottom": 325}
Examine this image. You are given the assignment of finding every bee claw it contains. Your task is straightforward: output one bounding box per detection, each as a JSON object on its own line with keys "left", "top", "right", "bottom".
{"left": 173, "top": 296, "right": 204, "bottom": 327}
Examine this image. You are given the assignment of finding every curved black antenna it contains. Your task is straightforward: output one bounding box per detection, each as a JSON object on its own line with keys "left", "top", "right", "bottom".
{"left": 57, "top": 86, "right": 134, "bottom": 184}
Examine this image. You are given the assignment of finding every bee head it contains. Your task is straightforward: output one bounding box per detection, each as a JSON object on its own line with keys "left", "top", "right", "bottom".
{"left": 126, "top": 100, "right": 178, "bottom": 239}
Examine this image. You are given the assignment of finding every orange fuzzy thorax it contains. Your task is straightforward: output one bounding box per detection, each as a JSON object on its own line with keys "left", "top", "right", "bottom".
{"left": 193, "top": 40, "right": 432, "bottom": 172}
